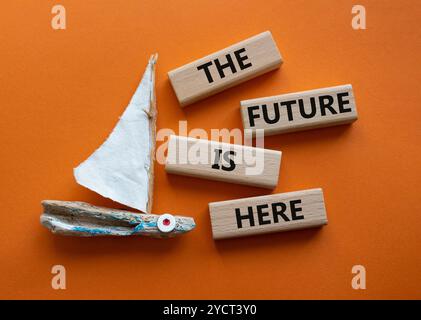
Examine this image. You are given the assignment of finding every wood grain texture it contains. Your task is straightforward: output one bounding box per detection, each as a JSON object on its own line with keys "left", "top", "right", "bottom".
{"left": 165, "top": 135, "right": 282, "bottom": 189}
{"left": 209, "top": 188, "right": 327, "bottom": 239}
{"left": 168, "top": 31, "right": 283, "bottom": 107}
{"left": 241, "top": 84, "right": 358, "bottom": 135}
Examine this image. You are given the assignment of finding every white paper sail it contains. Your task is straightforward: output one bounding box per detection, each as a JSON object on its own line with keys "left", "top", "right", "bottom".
{"left": 74, "top": 54, "right": 157, "bottom": 213}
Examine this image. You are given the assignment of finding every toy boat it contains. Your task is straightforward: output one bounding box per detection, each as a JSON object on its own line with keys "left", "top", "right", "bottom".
{"left": 40, "top": 54, "right": 196, "bottom": 237}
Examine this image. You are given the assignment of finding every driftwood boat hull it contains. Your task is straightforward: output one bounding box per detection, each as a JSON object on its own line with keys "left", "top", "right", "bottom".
{"left": 40, "top": 200, "right": 196, "bottom": 238}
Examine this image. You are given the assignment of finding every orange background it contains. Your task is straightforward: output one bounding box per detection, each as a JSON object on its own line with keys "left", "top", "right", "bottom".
{"left": 0, "top": 0, "right": 420, "bottom": 299}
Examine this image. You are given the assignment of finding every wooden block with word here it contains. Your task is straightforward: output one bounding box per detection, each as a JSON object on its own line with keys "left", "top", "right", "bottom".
{"left": 241, "top": 84, "right": 358, "bottom": 135}
{"left": 165, "top": 135, "right": 282, "bottom": 189}
{"left": 209, "top": 188, "right": 327, "bottom": 239}
{"left": 168, "top": 31, "right": 283, "bottom": 107}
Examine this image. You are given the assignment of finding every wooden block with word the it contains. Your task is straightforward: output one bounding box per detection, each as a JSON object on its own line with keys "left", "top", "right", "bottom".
{"left": 165, "top": 135, "right": 281, "bottom": 189}
{"left": 241, "top": 84, "right": 358, "bottom": 135}
{"left": 168, "top": 31, "right": 283, "bottom": 107}
{"left": 209, "top": 188, "right": 327, "bottom": 239}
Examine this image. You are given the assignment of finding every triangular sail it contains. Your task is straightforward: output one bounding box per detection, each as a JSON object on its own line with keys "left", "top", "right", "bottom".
{"left": 74, "top": 54, "right": 157, "bottom": 213}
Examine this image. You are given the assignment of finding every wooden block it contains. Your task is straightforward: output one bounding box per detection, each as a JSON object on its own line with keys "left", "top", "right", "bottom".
{"left": 241, "top": 84, "right": 358, "bottom": 135}
{"left": 168, "top": 31, "right": 283, "bottom": 107}
{"left": 165, "top": 135, "right": 282, "bottom": 189}
{"left": 209, "top": 188, "right": 327, "bottom": 240}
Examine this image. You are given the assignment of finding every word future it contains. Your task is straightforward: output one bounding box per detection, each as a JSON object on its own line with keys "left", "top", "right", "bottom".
{"left": 168, "top": 31, "right": 283, "bottom": 107}
{"left": 209, "top": 188, "right": 327, "bottom": 240}
{"left": 241, "top": 84, "right": 358, "bottom": 136}
{"left": 165, "top": 135, "right": 282, "bottom": 189}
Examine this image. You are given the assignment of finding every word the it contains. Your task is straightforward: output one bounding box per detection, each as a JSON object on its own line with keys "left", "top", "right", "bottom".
{"left": 236, "top": 200, "right": 303, "bottom": 228}
{"left": 197, "top": 48, "right": 252, "bottom": 83}
{"left": 169, "top": 31, "right": 281, "bottom": 106}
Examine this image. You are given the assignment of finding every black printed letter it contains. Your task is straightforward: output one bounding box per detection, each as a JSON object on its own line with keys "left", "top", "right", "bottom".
{"left": 280, "top": 100, "right": 297, "bottom": 121}
{"left": 262, "top": 103, "right": 280, "bottom": 124}
{"left": 257, "top": 204, "right": 271, "bottom": 225}
{"left": 214, "top": 54, "right": 237, "bottom": 79}
{"left": 197, "top": 61, "right": 214, "bottom": 83}
{"left": 247, "top": 106, "right": 260, "bottom": 127}
{"left": 299, "top": 98, "right": 317, "bottom": 119}
{"left": 236, "top": 207, "right": 255, "bottom": 228}
{"left": 234, "top": 48, "right": 252, "bottom": 70}
{"left": 319, "top": 95, "right": 337, "bottom": 116}
{"left": 337, "top": 92, "right": 352, "bottom": 113}
{"left": 290, "top": 199, "right": 304, "bottom": 220}
{"left": 272, "top": 202, "right": 289, "bottom": 223}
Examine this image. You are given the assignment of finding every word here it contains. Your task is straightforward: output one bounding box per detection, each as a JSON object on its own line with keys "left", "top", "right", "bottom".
{"left": 209, "top": 188, "right": 328, "bottom": 239}
{"left": 165, "top": 135, "right": 282, "bottom": 189}
{"left": 168, "top": 31, "right": 283, "bottom": 107}
{"left": 241, "top": 85, "right": 358, "bottom": 135}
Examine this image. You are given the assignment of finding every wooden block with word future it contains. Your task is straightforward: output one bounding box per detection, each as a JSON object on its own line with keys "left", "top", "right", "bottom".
{"left": 209, "top": 188, "right": 327, "bottom": 239}
{"left": 241, "top": 84, "right": 358, "bottom": 135}
{"left": 165, "top": 135, "right": 281, "bottom": 189}
{"left": 168, "top": 31, "right": 283, "bottom": 107}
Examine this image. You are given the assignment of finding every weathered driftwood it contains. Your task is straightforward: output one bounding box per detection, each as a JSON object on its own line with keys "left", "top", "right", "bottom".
{"left": 41, "top": 56, "right": 197, "bottom": 239}
{"left": 40, "top": 200, "right": 196, "bottom": 238}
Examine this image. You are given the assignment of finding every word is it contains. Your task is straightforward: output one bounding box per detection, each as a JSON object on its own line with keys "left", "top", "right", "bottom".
{"left": 165, "top": 135, "right": 281, "bottom": 188}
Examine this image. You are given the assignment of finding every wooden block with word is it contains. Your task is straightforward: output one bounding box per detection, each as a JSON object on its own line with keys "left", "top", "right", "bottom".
{"left": 168, "top": 31, "right": 283, "bottom": 107}
{"left": 241, "top": 84, "right": 358, "bottom": 135}
{"left": 165, "top": 135, "right": 281, "bottom": 189}
{"left": 209, "top": 188, "right": 327, "bottom": 240}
